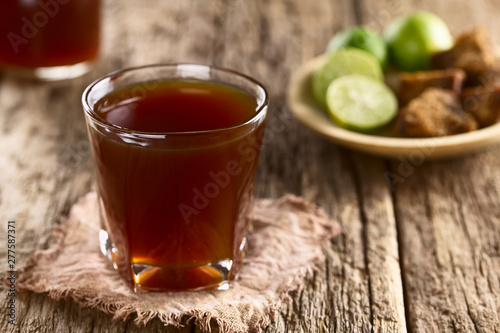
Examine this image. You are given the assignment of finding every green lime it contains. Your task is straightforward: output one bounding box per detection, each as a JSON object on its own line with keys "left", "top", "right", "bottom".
{"left": 327, "top": 26, "right": 388, "bottom": 68}
{"left": 384, "top": 11, "right": 452, "bottom": 72}
{"left": 312, "top": 48, "right": 383, "bottom": 108}
{"left": 326, "top": 74, "right": 398, "bottom": 132}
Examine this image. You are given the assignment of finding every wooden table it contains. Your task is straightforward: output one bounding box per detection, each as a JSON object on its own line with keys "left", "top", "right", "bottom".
{"left": 1, "top": 0, "right": 499, "bottom": 332}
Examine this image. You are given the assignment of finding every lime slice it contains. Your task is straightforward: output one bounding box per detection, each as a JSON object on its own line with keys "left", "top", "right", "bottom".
{"left": 312, "top": 48, "right": 383, "bottom": 108}
{"left": 326, "top": 74, "right": 398, "bottom": 132}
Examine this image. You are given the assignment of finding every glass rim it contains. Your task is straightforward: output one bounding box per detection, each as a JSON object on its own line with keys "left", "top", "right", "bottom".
{"left": 82, "top": 63, "right": 269, "bottom": 137}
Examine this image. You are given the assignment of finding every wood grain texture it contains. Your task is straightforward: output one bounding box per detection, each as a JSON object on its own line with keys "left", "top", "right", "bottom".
{"left": 0, "top": 0, "right": 499, "bottom": 332}
{"left": 392, "top": 152, "right": 500, "bottom": 333}
{"left": 360, "top": 1, "right": 500, "bottom": 332}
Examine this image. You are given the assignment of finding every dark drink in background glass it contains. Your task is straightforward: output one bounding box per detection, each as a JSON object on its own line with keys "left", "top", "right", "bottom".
{"left": 0, "top": 0, "right": 100, "bottom": 80}
{"left": 83, "top": 64, "right": 268, "bottom": 292}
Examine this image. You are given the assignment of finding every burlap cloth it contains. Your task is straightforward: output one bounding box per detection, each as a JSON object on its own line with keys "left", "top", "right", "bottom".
{"left": 15, "top": 192, "right": 339, "bottom": 332}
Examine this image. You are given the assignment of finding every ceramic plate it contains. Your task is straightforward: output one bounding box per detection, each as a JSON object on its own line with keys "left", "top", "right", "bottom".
{"left": 287, "top": 55, "right": 500, "bottom": 160}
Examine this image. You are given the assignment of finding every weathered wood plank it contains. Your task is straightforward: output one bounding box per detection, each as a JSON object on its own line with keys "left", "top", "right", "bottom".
{"left": 351, "top": 154, "right": 407, "bottom": 333}
{"left": 391, "top": 152, "right": 500, "bottom": 333}
{"left": 359, "top": 1, "right": 500, "bottom": 332}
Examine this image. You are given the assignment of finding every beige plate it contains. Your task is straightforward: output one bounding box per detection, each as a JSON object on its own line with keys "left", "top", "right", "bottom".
{"left": 287, "top": 55, "right": 500, "bottom": 160}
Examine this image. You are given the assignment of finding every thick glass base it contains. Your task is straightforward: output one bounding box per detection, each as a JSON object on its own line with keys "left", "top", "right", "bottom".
{"left": 131, "top": 261, "right": 232, "bottom": 292}
{"left": 99, "top": 228, "right": 238, "bottom": 292}
{"left": 1, "top": 61, "right": 94, "bottom": 81}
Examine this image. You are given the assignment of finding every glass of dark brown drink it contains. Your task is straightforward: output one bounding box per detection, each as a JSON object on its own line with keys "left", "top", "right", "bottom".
{"left": 0, "top": 0, "right": 100, "bottom": 80}
{"left": 82, "top": 64, "right": 268, "bottom": 292}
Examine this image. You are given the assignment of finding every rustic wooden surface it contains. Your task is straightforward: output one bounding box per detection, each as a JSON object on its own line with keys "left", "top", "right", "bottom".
{"left": 1, "top": 0, "right": 499, "bottom": 332}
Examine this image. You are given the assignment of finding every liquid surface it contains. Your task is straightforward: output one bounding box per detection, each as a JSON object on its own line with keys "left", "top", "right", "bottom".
{"left": 0, "top": 0, "right": 100, "bottom": 68}
{"left": 95, "top": 80, "right": 258, "bottom": 132}
{"left": 89, "top": 80, "right": 264, "bottom": 291}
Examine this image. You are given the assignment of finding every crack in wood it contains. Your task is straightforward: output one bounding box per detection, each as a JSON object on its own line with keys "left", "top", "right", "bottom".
{"left": 390, "top": 161, "right": 413, "bottom": 333}
{"left": 349, "top": 152, "right": 375, "bottom": 333}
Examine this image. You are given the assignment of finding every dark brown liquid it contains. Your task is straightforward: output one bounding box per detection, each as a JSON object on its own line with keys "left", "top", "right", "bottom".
{"left": 88, "top": 80, "right": 264, "bottom": 291}
{"left": 95, "top": 81, "right": 257, "bottom": 132}
{"left": 0, "top": 0, "right": 100, "bottom": 68}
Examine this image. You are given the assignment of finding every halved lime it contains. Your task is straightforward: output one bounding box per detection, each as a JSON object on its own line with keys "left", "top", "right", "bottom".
{"left": 312, "top": 48, "right": 383, "bottom": 108}
{"left": 326, "top": 74, "right": 398, "bottom": 132}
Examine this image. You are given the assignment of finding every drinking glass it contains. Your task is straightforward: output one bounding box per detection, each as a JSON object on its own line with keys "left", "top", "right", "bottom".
{"left": 82, "top": 64, "right": 268, "bottom": 292}
{"left": 0, "top": 0, "right": 100, "bottom": 80}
